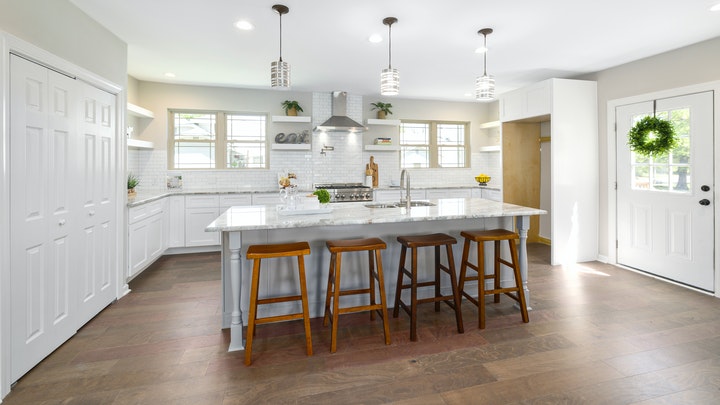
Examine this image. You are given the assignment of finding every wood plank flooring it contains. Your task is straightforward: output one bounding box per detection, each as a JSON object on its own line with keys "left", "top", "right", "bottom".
{"left": 4, "top": 244, "right": 720, "bottom": 404}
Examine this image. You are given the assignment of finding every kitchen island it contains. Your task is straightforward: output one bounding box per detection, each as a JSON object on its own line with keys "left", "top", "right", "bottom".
{"left": 206, "top": 198, "right": 545, "bottom": 352}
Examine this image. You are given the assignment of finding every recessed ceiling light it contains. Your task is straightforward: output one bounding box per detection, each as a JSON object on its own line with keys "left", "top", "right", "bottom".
{"left": 711, "top": 3, "right": 720, "bottom": 11}
{"left": 235, "top": 20, "right": 254, "bottom": 30}
{"left": 368, "top": 34, "right": 383, "bottom": 43}
{"left": 164, "top": 72, "right": 176, "bottom": 78}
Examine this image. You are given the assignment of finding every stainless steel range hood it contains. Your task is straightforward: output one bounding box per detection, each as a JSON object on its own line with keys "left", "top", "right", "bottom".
{"left": 314, "top": 91, "right": 367, "bottom": 132}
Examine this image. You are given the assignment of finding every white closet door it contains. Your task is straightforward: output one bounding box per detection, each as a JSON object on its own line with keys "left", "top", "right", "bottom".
{"left": 76, "top": 83, "right": 116, "bottom": 323}
{"left": 10, "top": 55, "right": 78, "bottom": 380}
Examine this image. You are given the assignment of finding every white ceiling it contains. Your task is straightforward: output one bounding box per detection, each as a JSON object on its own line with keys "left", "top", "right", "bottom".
{"left": 70, "top": 0, "right": 720, "bottom": 101}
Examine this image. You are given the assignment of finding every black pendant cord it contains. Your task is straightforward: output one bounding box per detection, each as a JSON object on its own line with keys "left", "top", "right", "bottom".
{"left": 653, "top": 100, "right": 657, "bottom": 117}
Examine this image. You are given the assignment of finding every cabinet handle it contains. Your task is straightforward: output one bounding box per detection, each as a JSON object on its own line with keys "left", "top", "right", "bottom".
{"left": 58, "top": 219, "right": 66, "bottom": 226}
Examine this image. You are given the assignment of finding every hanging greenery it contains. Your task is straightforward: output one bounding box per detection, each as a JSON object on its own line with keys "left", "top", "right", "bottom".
{"left": 627, "top": 116, "right": 676, "bottom": 157}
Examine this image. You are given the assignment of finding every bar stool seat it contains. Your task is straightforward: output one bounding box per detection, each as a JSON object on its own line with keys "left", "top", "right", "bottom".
{"left": 324, "top": 238, "right": 391, "bottom": 353}
{"left": 393, "top": 233, "right": 464, "bottom": 341}
{"left": 244, "top": 241, "right": 312, "bottom": 365}
{"left": 458, "top": 229, "right": 529, "bottom": 329}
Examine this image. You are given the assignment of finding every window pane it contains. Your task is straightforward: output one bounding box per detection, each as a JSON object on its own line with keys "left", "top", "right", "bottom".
{"left": 227, "top": 114, "right": 266, "bottom": 141}
{"left": 174, "top": 142, "right": 215, "bottom": 169}
{"left": 632, "top": 164, "right": 650, "bottom": 189}
{"left": 174, "top": 113, "right": 215, "bottom": 141}
{"left": 227, "top": 142, "right": 266, "bottom": 168}
{"left": 652, "top": 166, "right": 669, "bottom": 191}
{"left": 671, "top": 166, "right": 691, "bottom": 192}
{"left": 400, "top": 123, "right": 429, "bottom": 145}
{"left": 438, "top": 146, "right": 465, "bottom": 167}
{"left": 437, "top": 124, "right": 464, "bottom": 145}
{"left": 401, "top": 147, "right": 429, "bottom": 168}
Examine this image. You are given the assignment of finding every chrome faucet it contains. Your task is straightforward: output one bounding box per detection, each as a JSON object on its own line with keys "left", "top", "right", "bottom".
{"left": 400, "top": 169, "right": 411, "bottom": 210}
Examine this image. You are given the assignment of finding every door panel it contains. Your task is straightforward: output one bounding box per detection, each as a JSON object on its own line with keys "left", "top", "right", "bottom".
{"left": 10, "top": 55, "right": 78, "bottom": 380}
{"left": 617, "top": 92, "right": 714, "bottom": 291}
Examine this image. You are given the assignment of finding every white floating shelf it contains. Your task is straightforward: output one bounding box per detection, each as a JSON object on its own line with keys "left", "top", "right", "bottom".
{"left": 364, "top": 145, "right": 399, "bottom": 151}
{"left": 479, "top": 120, "right": 500, "bottom": 129}
{"left": 366, "top": 118, "right": 401, "bottom": 126}
{"left": 271, "top": 143, "right": 311, "bottom": 150}
{"left": 271, "top": 116, "right": 311, "bottom": 123}
{"left": 479, "top": 145, "right": 501, "bottom": 152}
{"left": 127, "top": 139, "right": 154, "bottom": 149}
{"left": 127, "top": 103, "right": 154, "bottom": 119}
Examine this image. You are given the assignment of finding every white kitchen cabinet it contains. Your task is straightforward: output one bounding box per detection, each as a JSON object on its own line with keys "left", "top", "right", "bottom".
{"left": 219, "top": 194, "right": 252, "bottom": 210}
{"left": 374, "top": 189, "right": 425, "bottom": 202}
{"left": 253, "top": 193, "right": 282, "bottom": 205}
{"left": 128, "top": 199, "right": 166, "bottom": 278}
{"left": 499, "top": 80, "right": 552, "bottom": 122}
{"left": 185, "top": 195, "right": 220, "bottom": 247}
{"left": 471, "top": 187, "right": 502, "bottom": 202}
{"left": 425, "top": 188, "right": 472, "bottom": 199}
{"left": 167, "top": 195, "right": 185, "bottom": 248}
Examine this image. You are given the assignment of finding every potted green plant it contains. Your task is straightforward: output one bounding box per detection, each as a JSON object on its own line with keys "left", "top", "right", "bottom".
{"left": 127, "top": 172, "right": 139, "bottom": 198}
{"left": 370, "top": 102, "right": 393, "bottom": 119}
{"left": 281, "top": 100, "right": 304, "bottom": 116}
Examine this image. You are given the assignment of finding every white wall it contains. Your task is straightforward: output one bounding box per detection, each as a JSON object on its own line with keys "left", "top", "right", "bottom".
{"left": 129, "top": 81, "right": 499, "bottom": 192}
{"left": 576, "top": 36, "right": 720, "bottom": 260}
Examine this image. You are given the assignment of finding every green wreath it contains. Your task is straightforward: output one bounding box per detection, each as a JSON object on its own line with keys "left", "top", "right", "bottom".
{"left": 627, "top": 116, "right": 676, "bottom": 157}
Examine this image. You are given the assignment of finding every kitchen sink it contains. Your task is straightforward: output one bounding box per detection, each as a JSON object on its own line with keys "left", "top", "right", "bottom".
{"left": 364, "top": 201, "right": 436, "bottom": 208}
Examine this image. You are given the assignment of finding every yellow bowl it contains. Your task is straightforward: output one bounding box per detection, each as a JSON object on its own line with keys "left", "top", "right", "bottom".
{"left": 475, "top": 175, "right": 491, "bottom": 183}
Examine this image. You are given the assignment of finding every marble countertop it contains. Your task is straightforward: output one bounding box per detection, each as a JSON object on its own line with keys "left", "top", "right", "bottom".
{"left": 206, "top": 198, "right": 545, "bottom": 232}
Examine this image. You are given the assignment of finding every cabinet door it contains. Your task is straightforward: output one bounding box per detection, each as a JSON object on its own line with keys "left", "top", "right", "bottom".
{"left": 167, "top": 196, "right": 186, "bottom": 248}
{"left": 146, "top": 213, "right": 165, "bottom": 262}
{"left": 482, "top": 189, "right": 502, "bottom": 202}
{"left": 128, "top": 219, "right": 149, "bottom": 278}
{"left": 185, "top": 207, "right": 220, "bottom": 246}
{"left": 426, "top": 188, "right": 471, "bottom": 199}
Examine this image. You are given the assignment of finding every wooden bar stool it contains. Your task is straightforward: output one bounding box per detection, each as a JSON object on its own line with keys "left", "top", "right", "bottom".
{"left": 458, "top": 229, "right": 529, "bottom": 329}
{"left": 323, "top": 238, "right": 391, "bottom": 353}
{"left": 393, "top": 233, "right": 464, "bottom": 341}
{"left": 244, "top": 241, "right": 312, "bottom": 365}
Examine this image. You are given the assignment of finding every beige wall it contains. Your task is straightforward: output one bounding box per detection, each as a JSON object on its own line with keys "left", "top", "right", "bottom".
{"left": 576, "top": 36, "right": 720, "bottom": 258}
{"left": 0, "top": 0, "right": 127, "bottom": 86}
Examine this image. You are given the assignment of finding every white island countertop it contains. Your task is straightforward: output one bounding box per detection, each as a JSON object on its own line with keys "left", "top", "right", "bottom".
{"left": 206, "top": 198, "right": 545, "bottom": 232}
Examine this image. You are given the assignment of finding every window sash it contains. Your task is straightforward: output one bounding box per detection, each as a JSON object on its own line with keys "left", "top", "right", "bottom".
{"left": 400, "top": 120, "right": 469, "bottom": 168}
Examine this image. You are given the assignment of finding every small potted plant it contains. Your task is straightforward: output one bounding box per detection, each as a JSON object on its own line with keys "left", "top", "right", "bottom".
{"left": 370, "top": 102, "right": 393, "bottom": 119}
{"left": 127, "top": 172, "right": 139, "bottom": 199}
{"left": 281, "top": 100, "right": 304, "bottom": 116}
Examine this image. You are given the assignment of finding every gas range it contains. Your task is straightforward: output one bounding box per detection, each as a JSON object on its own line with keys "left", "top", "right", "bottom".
{"left": 314, "top": 183, "right": 373, "bottom": 203}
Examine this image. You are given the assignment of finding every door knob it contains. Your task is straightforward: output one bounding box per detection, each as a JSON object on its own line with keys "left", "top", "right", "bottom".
{"left": 699, "top": 199, "right": 711, "bottom": 206}
{"left": 701, "top": 185, "right": 710, "bottom": 192}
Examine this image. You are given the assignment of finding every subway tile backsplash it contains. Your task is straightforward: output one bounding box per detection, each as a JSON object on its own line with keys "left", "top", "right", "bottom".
{"left": 128, "top": 92, "right": 502, "bottom": 192}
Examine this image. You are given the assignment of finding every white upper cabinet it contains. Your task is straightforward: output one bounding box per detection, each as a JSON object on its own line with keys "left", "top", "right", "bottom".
{"left": 499, "top": 80, "right": 552, "bottom": 122}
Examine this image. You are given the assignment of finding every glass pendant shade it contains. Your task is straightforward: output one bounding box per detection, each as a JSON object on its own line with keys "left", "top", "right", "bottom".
{"left": 380, "top": 68, "right": 399, "bottom": 96}
{"left": 271, "top": 59, "right": 290, "bottom": 88}
{"left": 475, "top": 73, "right": 495, "bottom": 101}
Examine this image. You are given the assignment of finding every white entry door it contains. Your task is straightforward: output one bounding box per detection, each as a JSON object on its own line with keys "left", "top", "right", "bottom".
{"left": 616, "top": 91, "right": 714, "bottom": 291}
{"left": 10, "top": 55, "right": 79, "bottom": 380}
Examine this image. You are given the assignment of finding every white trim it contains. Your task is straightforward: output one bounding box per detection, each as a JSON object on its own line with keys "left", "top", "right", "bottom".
{"left": 607, "top": 80, "right": 720, "bottom": 297}
{"left": 0, "top": 30, "right": 126, "bottom": 399}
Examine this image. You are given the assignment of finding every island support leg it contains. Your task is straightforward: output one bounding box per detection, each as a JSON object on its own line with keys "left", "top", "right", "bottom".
{"left": 228, "top": 231, "right": 244, "bottom": 351}
{"left": 515, "top": 215, "right": 532, "bottom": 311}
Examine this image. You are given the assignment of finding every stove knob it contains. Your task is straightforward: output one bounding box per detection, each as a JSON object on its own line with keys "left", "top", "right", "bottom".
{"left": 363, "top": 192, "right": 371, "bottom": 199}
{"left": 350, "top": 194, "right": 357, "bottom": 200}
{"left": 337, "top": 194, "right": 345, "bottom": 200}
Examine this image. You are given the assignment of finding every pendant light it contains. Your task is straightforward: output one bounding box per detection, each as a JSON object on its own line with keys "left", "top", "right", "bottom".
{"left": 270, "top": 4, "right": 290, "bottom": 88}
{"left": 380, "top": 17, "right": 399, "bottom": 96}
{"left": 475, "top": 28, "right": 495, "bottom": 102}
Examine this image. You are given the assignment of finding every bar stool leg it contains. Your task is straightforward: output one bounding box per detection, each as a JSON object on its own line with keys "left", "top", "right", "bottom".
{"left": 493, "top": 241, "right": 501, "bottom": 303}
{"left": 244, "top": 258, "right": 262, "bottom": 366}
{"left": 445, "top": 244, "right": 464, "bottom": 334}
{"left": 323, "top": 252, "right": 336, "bottom": 327}
{"left": 297, "top": 254, "right": 313, "bottom": 356}
{"left": 368, "top": 250, "right": 376, "bottom": 321}
{"left": 410, "top": 247, "right": 419, "bottom": 341}
{"left": 458, "top": 238, "right": 472, "bottom": 296}
{"left": 393, "top": 246, "right": 407, "bottom": 318}
{"left": 434, "top": 246, "right": 441, "bottom": 312}
{"left": 375, "top": 249, "right": 391, "bottom": 345}
{"left": 478, "top": 240, "right": 487, "bottom": 329}
{"left": 330, "top": 252, "right": 343, "bottom": 353}
{"left": 508, "top": 239, "right": 529, "bottom": 323}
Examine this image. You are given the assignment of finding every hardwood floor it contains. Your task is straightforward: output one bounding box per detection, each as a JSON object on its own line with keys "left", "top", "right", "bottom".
{"left": 4, "top": 244, "right": 720, "bottom": 404}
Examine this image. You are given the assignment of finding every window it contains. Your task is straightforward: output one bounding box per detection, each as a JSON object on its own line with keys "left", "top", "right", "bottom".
{"left": 631, "top": 109, "right": 690, "bottom": 192}
{"left": 400, "top": 121, "right": 469, "bottom": 168}
{"left": 169, "top": 110, "right": 267, "bottom": 169}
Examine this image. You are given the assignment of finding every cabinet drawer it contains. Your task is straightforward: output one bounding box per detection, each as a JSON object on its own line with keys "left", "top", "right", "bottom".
{"left": 185, "top": 195, "right": 219, "bottom": 208}
{"left": 252, "top": 193, "right": 282, "bottom": 205}
{"left": 219, "top": 194, "right": 252, "bottom": 208}
{"left": 128, "top": 199, "right": 164, "bottom": 224}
